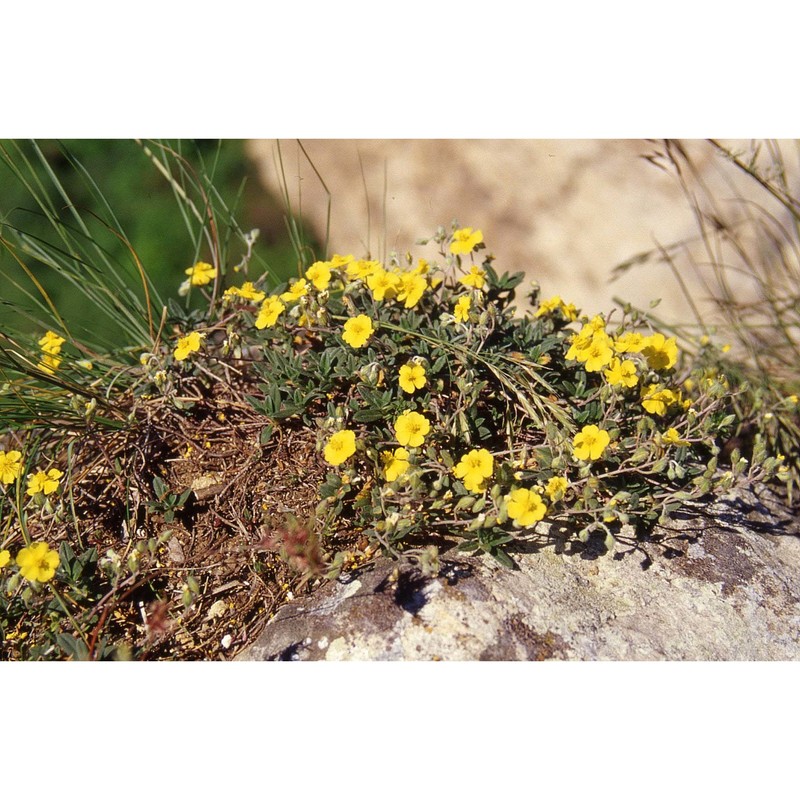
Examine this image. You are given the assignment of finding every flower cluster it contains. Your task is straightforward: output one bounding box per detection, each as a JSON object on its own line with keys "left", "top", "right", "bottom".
{"left": 0, "top": 541, "right": 60, "bottom": 583}
{"left": 37, "top": 330, "right": 65, "bottom": 374}
{"left": 0, "top": 449, "right": 23, "bottom": 485}
{"left": 179, "top": 260, "right": 217, "bottom": 296}
{"left": 0, "top": 449, "right": 64, "bottom": 499}
{"left": 157, "top": 222, "right": 785, "bottom": 569}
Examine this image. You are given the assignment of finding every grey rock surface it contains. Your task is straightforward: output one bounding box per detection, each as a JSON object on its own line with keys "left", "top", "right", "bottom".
{"left": 237, "top": 485, "right": 800, "bottom": 661}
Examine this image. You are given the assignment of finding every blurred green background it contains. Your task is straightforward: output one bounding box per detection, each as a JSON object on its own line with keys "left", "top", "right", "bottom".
{"left": 0, "top": 139, "right": 310, "bottom": 337}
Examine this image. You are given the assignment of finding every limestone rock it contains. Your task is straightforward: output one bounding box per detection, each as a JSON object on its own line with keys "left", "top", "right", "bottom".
{"left": 237, "top": 485, "right": 800, "bottom": 661}
{"left": 245, "top": 139, "right": 800, "bottom": 324}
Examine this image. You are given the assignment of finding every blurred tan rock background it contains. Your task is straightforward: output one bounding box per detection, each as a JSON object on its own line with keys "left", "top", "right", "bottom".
{"left": 245, "top": 139, "right": 799, "bottom": 325}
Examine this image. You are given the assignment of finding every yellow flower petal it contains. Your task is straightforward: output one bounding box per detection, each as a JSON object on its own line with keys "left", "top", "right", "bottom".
{"left": 324, "top": 430, "right": 357, "bottom": 466}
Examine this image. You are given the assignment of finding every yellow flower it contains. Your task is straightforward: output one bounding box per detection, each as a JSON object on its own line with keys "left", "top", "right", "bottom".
{"left": 397, "top": 272, "right": 427, "bottom": 308}
{"left": 565, "top": 321, "right": 607, "bottom": 361}
{"left": 38, "top": 330, "right": 65, "bottom": 354}
{"left": 614, "top": 331, "right": 646, "bottom": 353}
{"left": 662, "top": 427, "right": 690, "bottom": 446}
{"left": 641, "top": 332, "right": 679, "bottom": 370}
{"left": 459, "top": 265, "right": 486, "bottom": 289}
{"left": 641, "top": 385, "right": 683, "bottom": 416}
{"left": 0, "top": 449, "right": 23, "bottom": 485}
{"left": 185, "top": 261, "right": 217, "bottom": 287}
{"left": 453, "top": 448, "right": 494, "bottom": 493}
{"left": 38, "top": 352, "right": 62, "bottom": 374}
{"left": 223, "top": 282, "right": 265, "bottom": 302}
{"left": 367, "top": 267, "right": 400, "bottom": 302}
{"left": 346, "top": 259, "right": 381, "bottom": 281}
{"left": 0, "top": 549, "right": 10, "bottom": 568}
{"left": 394, "top": 410, "right": 431, "bottom": 448}
{"left": 544, "top": 475, "right": 569, "bottom": 501}
{"left": 450, "top": 227, "right": 483, "bottom": 255}
{"left": 279, "top": 279, "right": 309, "bottom": 303}
{"left": 604, "top": 357, "right": 638, "bottom": 388}
{"left": 305, "top": 261, "right": 333, "bottom": 291}
{"left": 588, "top": 315, "right": 606, "bottom": 332}
{"left": 398, "top": 362, "right": 426, "bottom": 394}
{"left": 323, "top": 430, "right": 357, "bottom": 466}
{"left": 412, "top": 258, "right": 430, "bottom": 276}
{"left": 573, "top": 425, "right": 611, "bottom": 461}
{"left": 342, "top": 315, "right": 374, "bottom": 348}
{"left": 453, "top": 295, "right": 471, "bottom": 323}
{"left": 174, "top": 331, "right": 204, "bottom": 361}
{"left": 581, "top": 334, "right": 615, "bottom": 372}
{"left": 560, "top": 302, "right": 579, "bottom": 321}
{"left": 382, "top": 447, "right": 410, "bottom": 482}
{"left": 26, "top": 468, "right": 64, "bottom": 497}
{"left": 255, "top": 296, "right": 286, "bottom": 329}
{"left": 535, "top": 296, "right": 564, "bottom": 317}
{"left": 15, "top": 542, "right": 60, "bottom": 583}
{"left": 506, "top": 488, "right": 548, "bottom": 527}
{"left": 329, "top": 253, "right": 354, "bottom": 269}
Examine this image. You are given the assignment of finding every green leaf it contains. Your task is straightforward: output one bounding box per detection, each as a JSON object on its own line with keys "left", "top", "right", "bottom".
{"left": 352, "top": 408, "right": 387, "bottom": 423}
{"left": 489, "top": 548, "right": 515, "bottom": 569}
{"left": 260, "top": 423, "right": 274, "bottom": 444}
{"left": 431, "top": 354, "right": 448, "bottom": 373}
{"left": 454, "top": 495, "right": 475, "bottom": 512}
{"left": 55, "top": 633, "right": 89, "bottom": 661}
{"left": 152, "top": 475, "right": 168, "bottom": 500}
